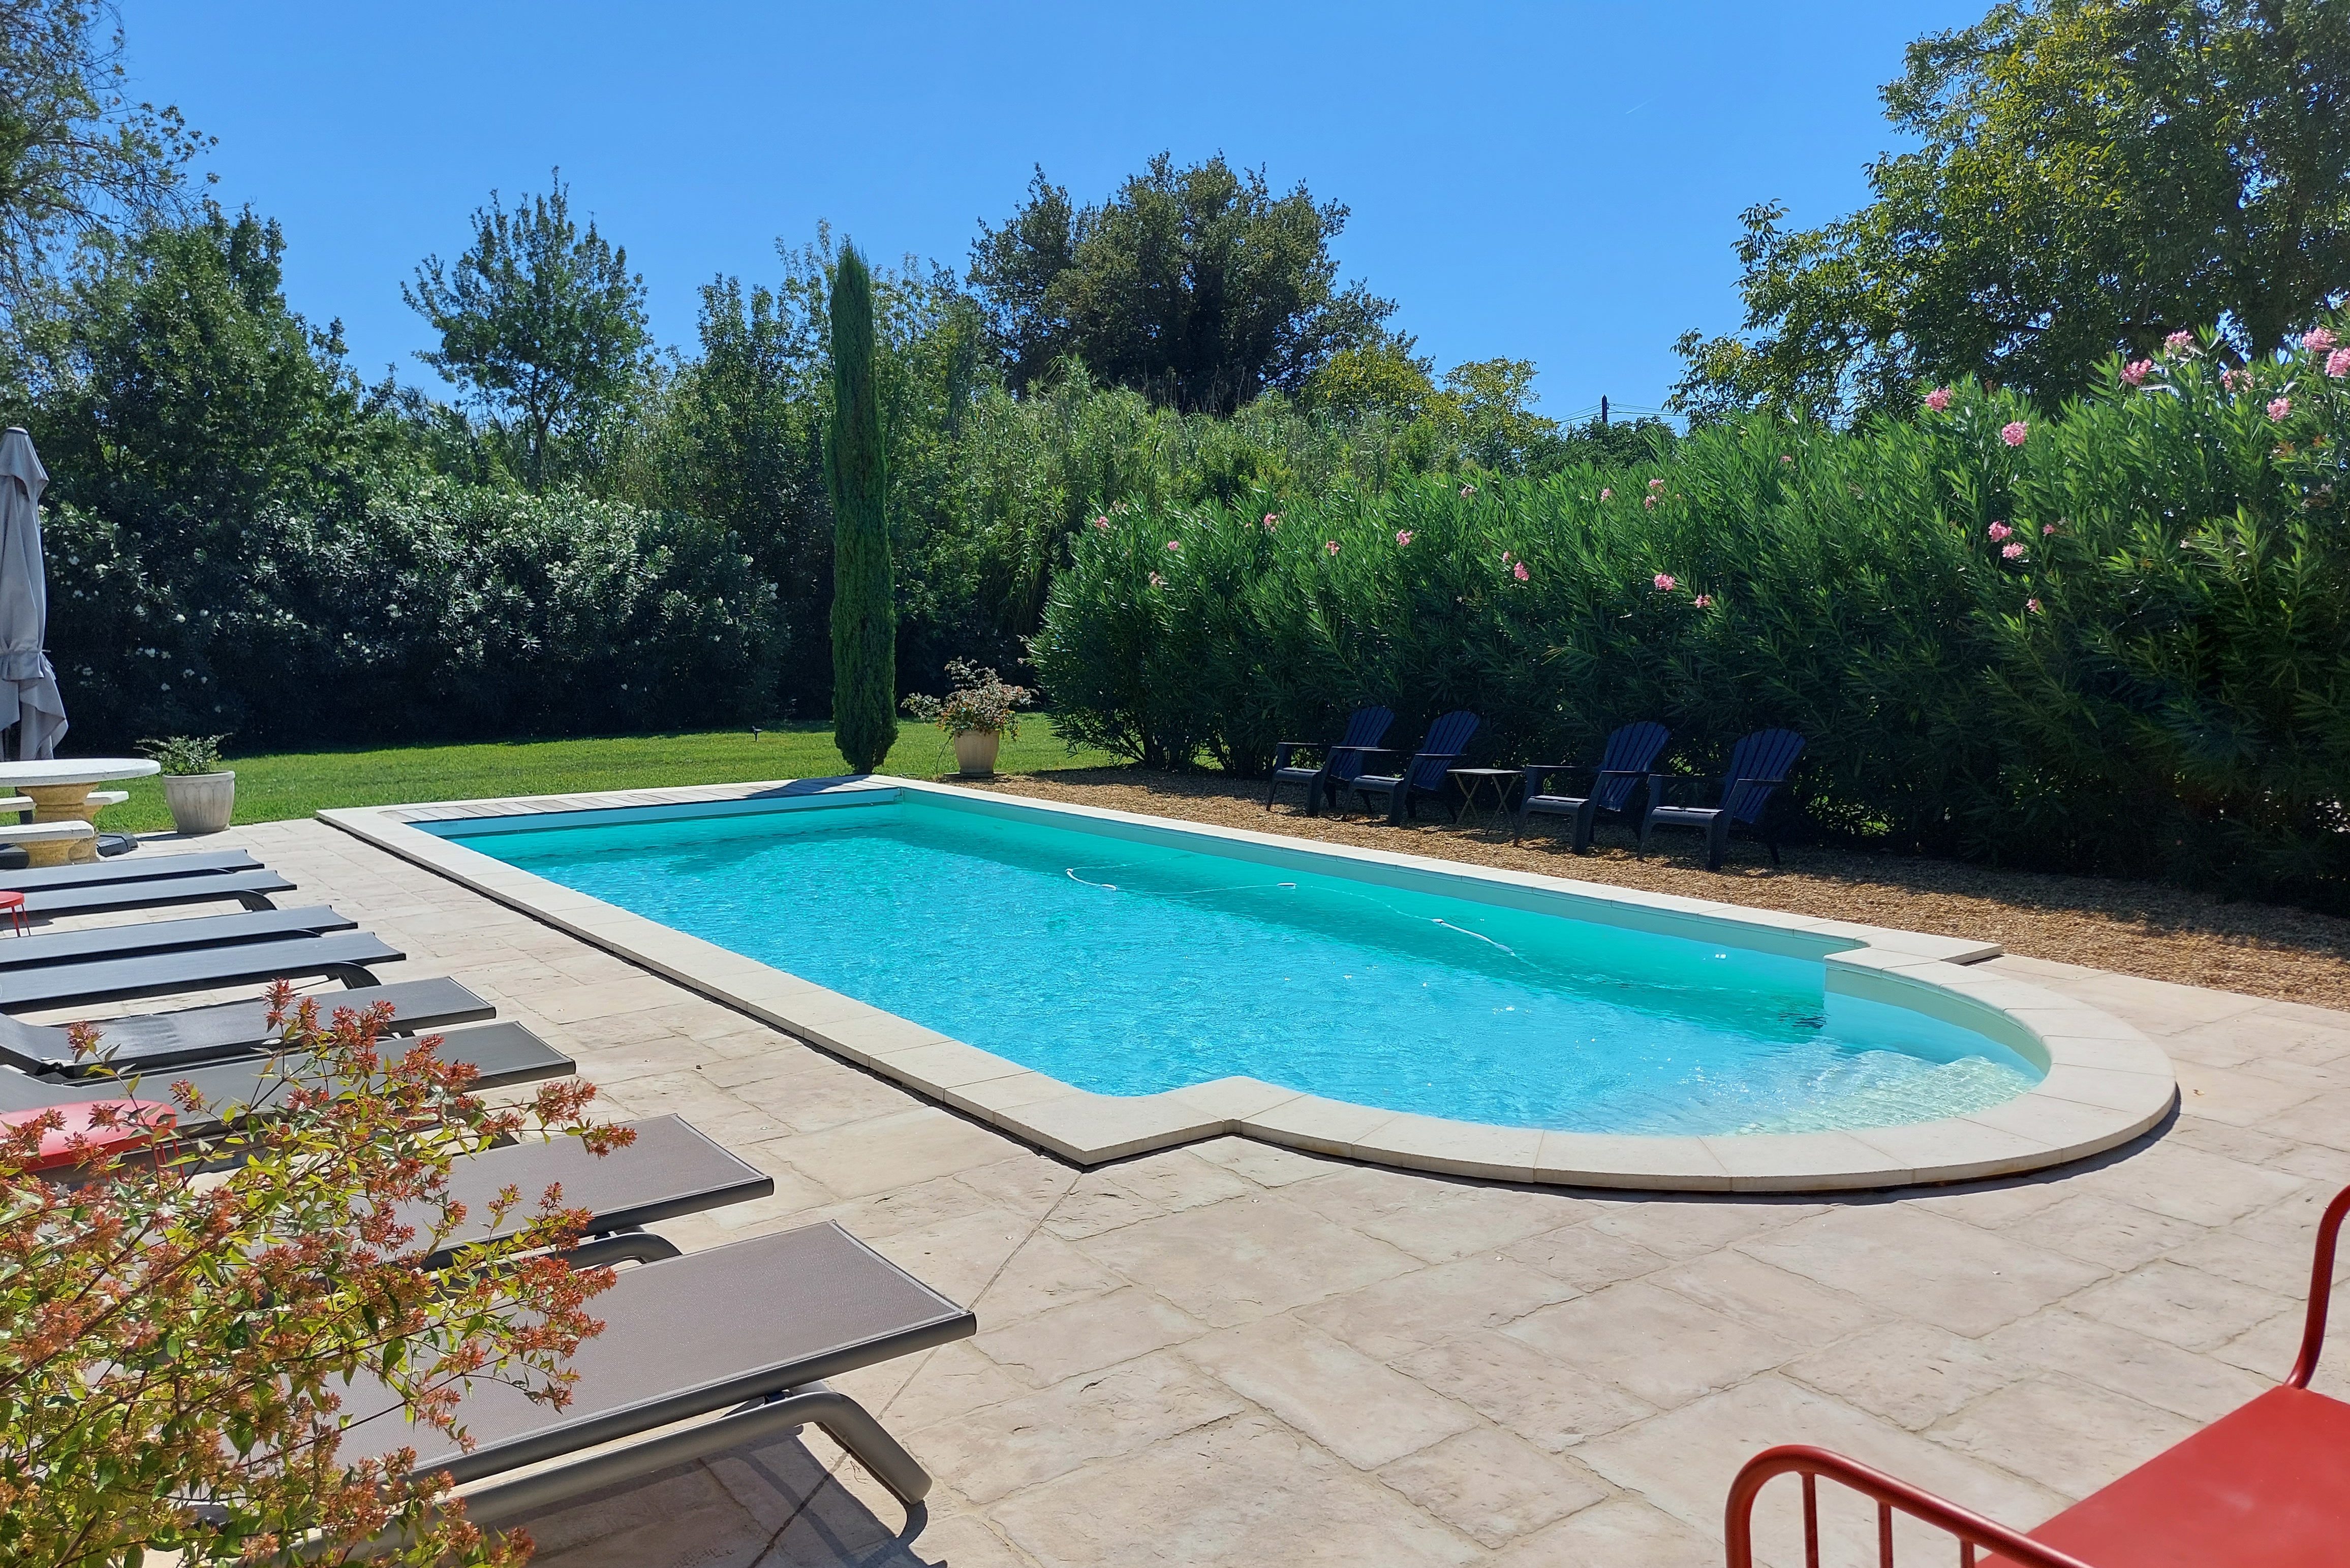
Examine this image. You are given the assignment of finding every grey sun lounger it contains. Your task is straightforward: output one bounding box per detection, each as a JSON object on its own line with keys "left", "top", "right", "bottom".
{"left": 17, "top": 868, "right": 293, "bottom": 919}
{"left": 0, "top": 974, "right": 498, "bottom": 1077}
{"left": 407, "top": 1114, "right": 775, "bottom": 1270}
{"left": 0, "top": 905, "right": 355, "bottom": 973}
{"left": 0, "top": 1020, "right": 574, "bottom": 1135}
{"left": 0, "top": 930, "right": 402, "bottom": 1014}
{"left": 0, "top": 848, "right": 265, "bottom": 893}
{"left": 341, "top": 1224, "right": 977, "bottom": 1527}
{"left": 2, "top": 1092, "right": 756, "bottom": 1268}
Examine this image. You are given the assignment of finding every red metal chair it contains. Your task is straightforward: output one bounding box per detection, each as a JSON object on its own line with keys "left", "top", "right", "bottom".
{"left": 1726, "top": 1180, "right": 2350, "bottom": 1567}
{"left": 0, "top": 889, "right": 24, "bottom": 935}
{"left": 2, "top": 1100, "right": 177, "bottom": 1173}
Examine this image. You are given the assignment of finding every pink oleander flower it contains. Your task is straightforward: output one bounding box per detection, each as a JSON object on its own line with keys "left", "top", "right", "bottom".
{"left": 2042, "top": 522, "right": 2057, "bottom": 537}
{"left": 1693, "top": 593, "right": 1713, "bottom": 609}
{"left": 2304, "top": 328, "right": 2339, "bottom": 354}
{"left": 2002, "top": 542, "right": 2026, "bottom": 560}
{"left": 1396, "top": 530, "right": 1414, "bottom": 547}
{"left": 1647, "top": 477, "right": 1666, "bottom": 492}
{"left": 2000, "top": 421, "right": 2029, "bottom": 447}
{"left": 1460, "top": 483, "right": 1477, "bottom": 497}
{"left": 1501, "top": 549, "right": 1512, "bottom": 563}
{"left": 2121, "top": 360, "right": 2153, "bottom": 386}
{"left": 1164, "top": 539, "right": 1181, "bottom": 552}
{"left": 2327, "top": 348, "right": 2350, "bottom": 378}
{"left": 1644, "top": 495, "right": 1657, "bottom": 509}
{"left": 1092, "top": 515, "right": 1110, "bottom": 530}
{"left": 1512, "top": 560, "right": 1530, "bottom": 582}
{"left": 1598, "top": 487, "right": 1612, "bottom": 500}
{"left": 1652, "top": 573, "right": 1677, "bottom": 591}
{"left": 1148, "top": 571, "right": 1166, "bottom": 588}
{"left": 1925, "top": 386, "right": 1953, "bottom": 412}
{"left": 2026, "top": 598, "right": 2042, "bottom": 614}
{"left": 2221, "top": 366, "right": 2248, "bottom": 393}
{"left": 1325, "top": 539, "right": 1341, "bottom": 556}
{"left": 1987, "top": 521, "right": 2013, "bottom": 542}
{"left": 1262, "top": 512, "right": 1281, "bottom": 530}
{"left": 1780, "top": 453, "right": 1794, "bottom": 463}
{"left": 2268, "top": 396, "right": 2292, "bottom": 422}
{"left": 2163, "top": 330, "right": 2196, "bottom": 356}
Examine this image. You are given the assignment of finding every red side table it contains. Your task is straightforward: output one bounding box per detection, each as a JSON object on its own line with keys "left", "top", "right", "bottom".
{"left": 0, "top": 890, "right": 26, "bottom": 935}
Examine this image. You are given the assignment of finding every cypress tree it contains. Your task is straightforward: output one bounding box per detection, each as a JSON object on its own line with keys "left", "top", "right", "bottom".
{"left": 825, "top": 243, "right": 896, "bottom": 772}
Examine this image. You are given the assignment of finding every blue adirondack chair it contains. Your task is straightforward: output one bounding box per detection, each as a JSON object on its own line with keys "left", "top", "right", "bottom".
{"left": 1638, "top": 728, "right": 1806, "bottom": 870}
{"left": 1514, "top": 721, "right": 1673, "bottom": 851}
{"left": 1264, "top": 706, "right": 1398, "bottom": 816}
{"left": 1350, "top": 710, "right": 1482, "bottom": 824}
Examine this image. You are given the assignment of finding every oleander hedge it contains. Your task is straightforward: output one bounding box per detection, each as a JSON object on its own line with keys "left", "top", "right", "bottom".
{"left": 46, "top": 481, "right": 788, "bottom": 747}
{"left": 1035, "top": 329, "right": 2350, "bottom": 908}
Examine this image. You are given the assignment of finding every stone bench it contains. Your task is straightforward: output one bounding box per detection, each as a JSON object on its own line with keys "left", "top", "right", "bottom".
{"left": 0, "top": 821, "right": 97, "bottom": 844}
{"left": 0, "top": 819, "right": 99, "bottom": 869}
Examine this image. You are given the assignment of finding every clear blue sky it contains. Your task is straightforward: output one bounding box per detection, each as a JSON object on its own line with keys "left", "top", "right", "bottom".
{"left": 121, "top": 1, "right": 1982, "bottom": 419}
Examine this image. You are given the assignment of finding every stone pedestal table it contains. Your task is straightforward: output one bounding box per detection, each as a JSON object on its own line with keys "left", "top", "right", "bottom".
{"left": 0, "top": 758, "right": 160, "bottom": 865}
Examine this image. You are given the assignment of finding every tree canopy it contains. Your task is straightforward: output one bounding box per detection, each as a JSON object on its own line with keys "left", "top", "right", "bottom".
{"left": 404, "top": 171, "right": 651, "bottom": 488}
{"left": 19, "top": 204, "right": 387, "bottom": 542}
{"left": 826, "top": 241, "right": 895, "bottom": 773}
{"left": 0, "top": 0, "right": 209, "bottom": 333}
{"left": 969, "top": 153, "right": 1405, "bottom": 415}
{"left": 1671, "top": 0, "right": 2350, "bottom": 422}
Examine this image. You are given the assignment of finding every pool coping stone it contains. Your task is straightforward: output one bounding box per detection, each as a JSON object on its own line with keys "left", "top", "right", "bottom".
{"left": 320, "top": 775, "right": 2176, "bottom": 1193}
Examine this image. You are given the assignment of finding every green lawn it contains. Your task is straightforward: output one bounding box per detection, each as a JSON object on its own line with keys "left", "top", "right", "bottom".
{"left": 101, "top": 718, "right": 1122, "bottom": 834}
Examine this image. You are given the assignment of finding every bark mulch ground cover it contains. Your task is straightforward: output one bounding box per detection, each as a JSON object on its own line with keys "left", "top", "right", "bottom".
{"left": 969, "top": 766, "right": 2350, "bottom": 1013}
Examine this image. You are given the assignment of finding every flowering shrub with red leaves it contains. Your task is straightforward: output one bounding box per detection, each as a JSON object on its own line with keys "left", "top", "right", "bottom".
{"left": 0, "top": 984, "right": 630, "bottom": 1566}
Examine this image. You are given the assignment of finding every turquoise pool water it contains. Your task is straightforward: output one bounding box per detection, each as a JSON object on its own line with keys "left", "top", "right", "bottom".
{"left": 444, "top": 794, "right": 2039, "bottom": 1136}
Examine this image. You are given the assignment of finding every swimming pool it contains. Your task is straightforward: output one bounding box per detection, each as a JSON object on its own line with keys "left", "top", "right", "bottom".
{"left": 336, "top": 779, "right": 2175, "bottom": 1188}
{"left": 432, "top": 789, "right": 2042, "bottom": 1139}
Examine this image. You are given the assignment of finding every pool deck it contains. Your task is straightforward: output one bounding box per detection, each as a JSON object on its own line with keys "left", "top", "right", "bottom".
{"left": 126, "top": 818, "right": 2350, "bottom": 1567}
{"left": 323, "top": 779, "right": 2175, "bottom": 1193}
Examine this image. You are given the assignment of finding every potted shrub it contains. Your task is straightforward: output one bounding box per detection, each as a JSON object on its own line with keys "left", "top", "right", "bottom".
{"left": 140, "top": 734, "right": 235, "bottom": 835}
{"left": 902, "top": 660, "right": 1033, "bottom": 777}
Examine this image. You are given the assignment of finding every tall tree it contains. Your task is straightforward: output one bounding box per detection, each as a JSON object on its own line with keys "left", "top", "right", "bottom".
{"left": 18, "top": 204, "right": 382, "bottom": 546}
{"left": 1671, "top": 0, "right": 2350, "bottom": 422}
{"left": 826, "top": 242, "right": 895, "bottom": 772}
{"left": 404, "top": 171, "right": 650, "bottom": 489}
{"left": 15, "top": 204, "right": 410, "bottom": 741}
{"left": 0, "top": 0, "right": 209, "bottom": 333}
{"left": 969, "top": 153, "right": 1404, "bottom": 414}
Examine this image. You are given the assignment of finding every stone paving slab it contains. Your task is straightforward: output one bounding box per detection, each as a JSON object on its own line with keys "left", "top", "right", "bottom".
{"left": 139, "top": 820, "right": 2350, "bottom": 1567}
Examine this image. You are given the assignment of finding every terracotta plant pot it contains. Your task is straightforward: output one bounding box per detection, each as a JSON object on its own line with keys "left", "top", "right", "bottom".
{"left": 161, "top": 770, "right": 236, "bottom": 835}
{"left": 952, "top": 731, "right": 1002, "bottom": 777}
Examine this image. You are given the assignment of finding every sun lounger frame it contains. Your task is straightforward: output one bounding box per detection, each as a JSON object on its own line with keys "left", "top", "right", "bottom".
{"left": 348, "top": 1224, "right": 977, "bottom": 1534}
{"left": 0, "top": 905, "right": 353, "bottom": 972}
{"left": 0, "top": 974, "right": 497, "bottom": 1076}
{"left": 0, "top": 848, "right": 263, "bottom": 892}
{"left": 16, "top": 868, "right": 292, "bottom": 918}
{"left": 0, "top": 930, "right": 401, "bottom": 1013}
